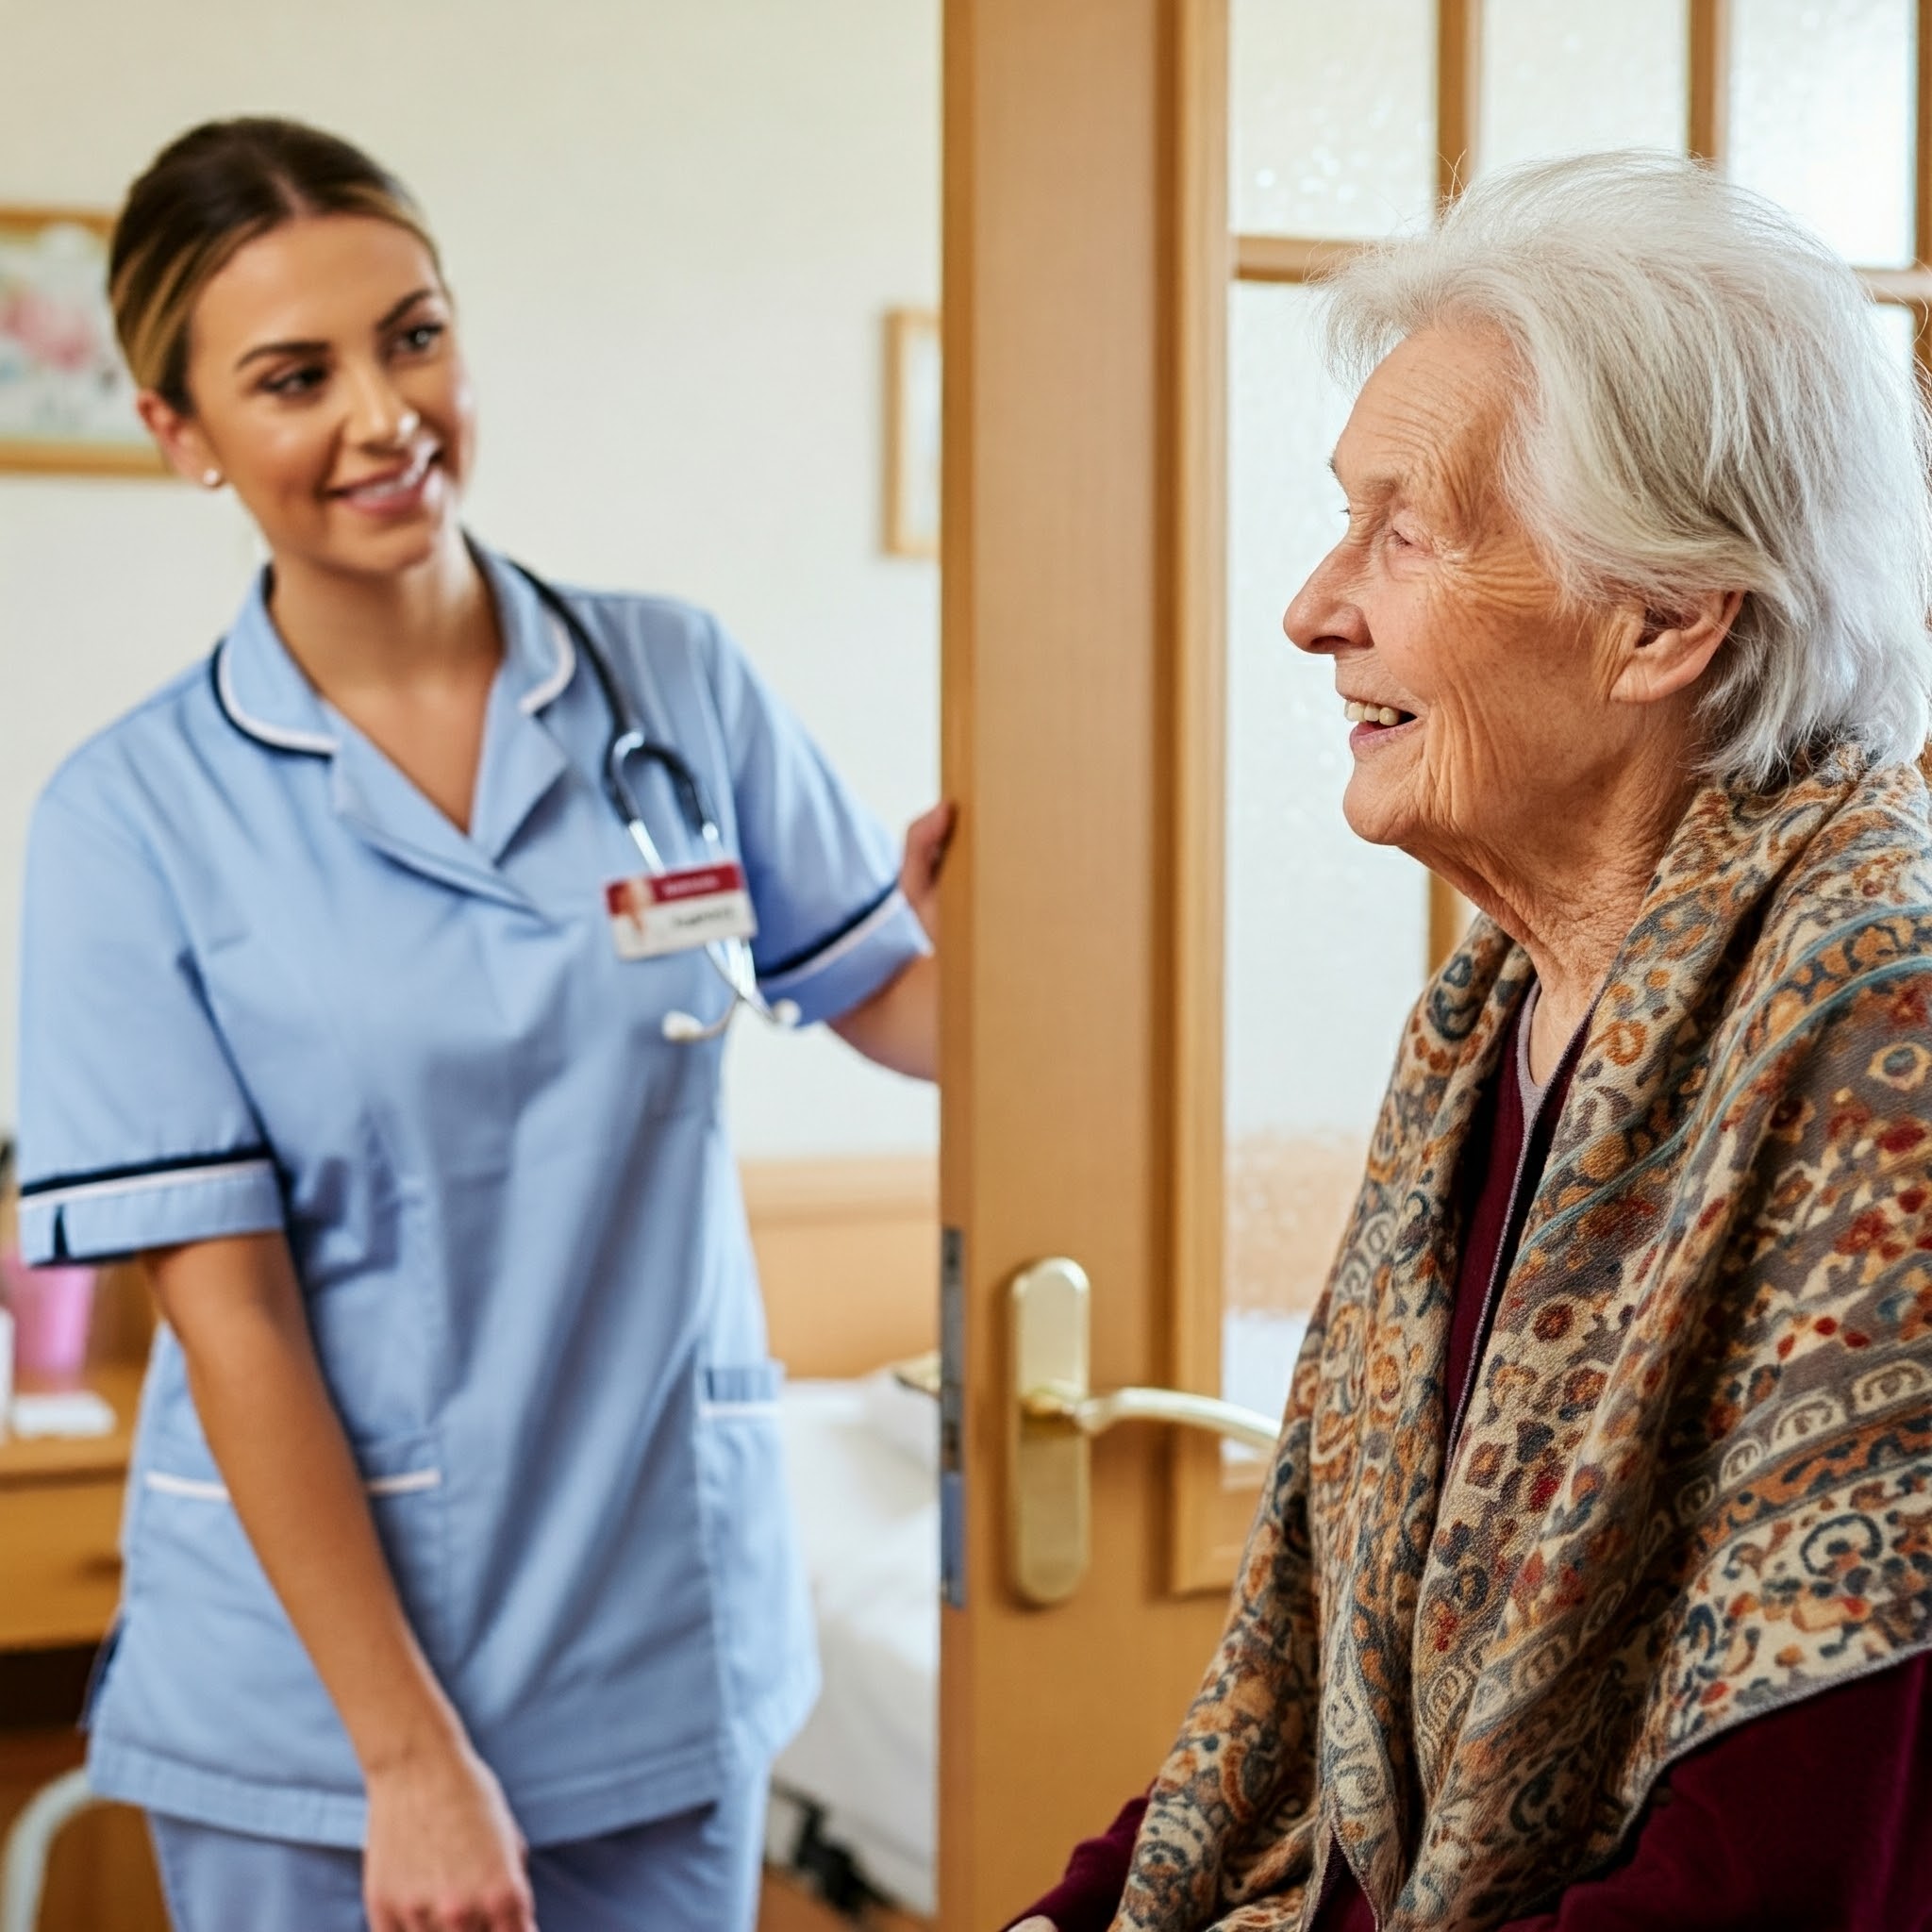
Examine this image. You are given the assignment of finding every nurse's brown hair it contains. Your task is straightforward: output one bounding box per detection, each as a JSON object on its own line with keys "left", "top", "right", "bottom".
{"left": 109, "top": 117, "right": 441, "bottom": 411}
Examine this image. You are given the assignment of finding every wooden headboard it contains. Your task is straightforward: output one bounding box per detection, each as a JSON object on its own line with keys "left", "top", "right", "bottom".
{"left": 742, "top": 1155, "right": 939, "bottom": 1381}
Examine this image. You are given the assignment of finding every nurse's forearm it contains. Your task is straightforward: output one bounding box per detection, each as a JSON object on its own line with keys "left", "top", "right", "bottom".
{"left": 830, "top": 951, "right": 938, "bottom": 1080}
{"left": 142, "top": 1233, "right": 465, "bottom": 1774}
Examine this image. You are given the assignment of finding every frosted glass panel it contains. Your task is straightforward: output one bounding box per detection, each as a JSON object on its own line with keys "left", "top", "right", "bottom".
{"left": 1730, "top": 0, "right": 1914, "bottom": 266}
{"left": 1231, "top": 0, "right": 1436, "bottom": 237}
{"left": 1224, "top": 284, "right": 1430, "bottom": 1425}
{"left": 1478, "top": 0, "right": 1688, "bottom": 176}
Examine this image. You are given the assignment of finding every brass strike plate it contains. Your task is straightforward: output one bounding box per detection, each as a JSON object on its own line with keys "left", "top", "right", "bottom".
{"left": 1009, "top": 1257, "right": 1091, "bottom": 1607}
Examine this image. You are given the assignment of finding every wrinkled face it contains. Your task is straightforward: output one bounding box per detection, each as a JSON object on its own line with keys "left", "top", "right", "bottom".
{"left": 152, "top": 213, "right": 471, "bottom": 580}
{"left": 1286, "top": 327, "right": 1639, "bottom": 880}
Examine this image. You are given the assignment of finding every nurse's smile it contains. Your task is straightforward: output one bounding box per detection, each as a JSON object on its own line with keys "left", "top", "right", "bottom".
{"left": 140, "top": 214, "right": 474, "bottom": 584}
{"left": 329, "top": 439, "right": 444, "bottom": 521}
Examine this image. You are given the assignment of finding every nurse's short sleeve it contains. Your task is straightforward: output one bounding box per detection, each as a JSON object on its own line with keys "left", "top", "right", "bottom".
{"left": 700, "top": 616, "right": 929, "bottom": 1027}
{"left": 15, "top": 786, "right": 282, "bottom": 1264}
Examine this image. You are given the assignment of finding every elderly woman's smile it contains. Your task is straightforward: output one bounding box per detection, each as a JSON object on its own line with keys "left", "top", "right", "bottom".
{"left": 1288, "top": 323, "right": 1741, "bottom": 1078}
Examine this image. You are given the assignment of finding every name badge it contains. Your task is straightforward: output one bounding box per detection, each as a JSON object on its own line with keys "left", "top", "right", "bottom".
{"left": 606, "top": 862, "right": 758, "bottom": 960}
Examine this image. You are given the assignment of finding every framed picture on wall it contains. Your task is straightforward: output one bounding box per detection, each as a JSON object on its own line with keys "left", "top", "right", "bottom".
{"left": 0, "top": 207, "right": 164, "bottom": 476}
{"left": 885, "top": 307, "right": 940, "bottom": 558}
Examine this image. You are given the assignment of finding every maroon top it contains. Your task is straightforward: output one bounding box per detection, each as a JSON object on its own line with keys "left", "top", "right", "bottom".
{"left": 1015, "top": 1000, "right": 1932, "bottom": 1932}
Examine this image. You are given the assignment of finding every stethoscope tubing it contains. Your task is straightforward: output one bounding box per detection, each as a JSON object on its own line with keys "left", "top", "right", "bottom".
{"left": 508, "top": 561, "right": 798, "bottom": 1041}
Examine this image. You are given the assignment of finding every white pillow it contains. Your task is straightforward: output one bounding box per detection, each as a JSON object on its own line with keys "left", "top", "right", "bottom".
{"left": 858, "top": 1366, "right": 940, "bottom": 1476}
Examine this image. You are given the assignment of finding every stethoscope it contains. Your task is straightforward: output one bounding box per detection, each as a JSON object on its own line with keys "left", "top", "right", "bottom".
{"left": 510, "top": 563, "right": 800, "bottom": 1044}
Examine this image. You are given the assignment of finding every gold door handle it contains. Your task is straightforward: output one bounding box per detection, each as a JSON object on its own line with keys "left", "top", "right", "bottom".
{"left": 1008, "top": 1257, "right": 1279, "bottom": 1606}
{"left": 1019, "top": 1378, "right": 1279, "bottom": 1455}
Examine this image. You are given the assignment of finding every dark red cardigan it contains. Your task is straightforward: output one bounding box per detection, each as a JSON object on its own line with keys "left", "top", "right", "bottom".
{"left": 1017, "top": 1016, "right": 1932, "bottom": 1932}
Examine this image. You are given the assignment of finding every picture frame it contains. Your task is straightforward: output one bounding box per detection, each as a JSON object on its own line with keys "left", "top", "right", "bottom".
{"left": 884, "top": 307, "right": 940, "bottom": 558}
{"left": 0, "top": 206, "right": 165, "bottom": 477}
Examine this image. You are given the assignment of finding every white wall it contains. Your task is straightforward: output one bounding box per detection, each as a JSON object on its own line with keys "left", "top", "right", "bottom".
{"left": 0, "top": 0, "right": 941, "bottom": 1157}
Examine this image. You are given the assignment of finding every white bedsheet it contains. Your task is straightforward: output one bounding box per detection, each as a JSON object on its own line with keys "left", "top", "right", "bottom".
{"left": 774, "top": 1374, "right": 940, "bottom": 1914}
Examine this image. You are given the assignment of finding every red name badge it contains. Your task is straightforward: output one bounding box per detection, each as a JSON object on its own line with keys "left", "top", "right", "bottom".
{"left": 605, "top": 862, "right": 758, "bottom": 960}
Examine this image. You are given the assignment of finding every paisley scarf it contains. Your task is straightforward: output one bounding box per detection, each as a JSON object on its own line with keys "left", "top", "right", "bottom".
{"left": 1119, "top": 746, "right": 1932, "bottom": 1930}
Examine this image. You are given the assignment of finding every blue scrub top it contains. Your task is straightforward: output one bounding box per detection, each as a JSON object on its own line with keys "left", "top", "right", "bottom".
{"left": 14, "top": 545, "right": 929, "bottom": 1848}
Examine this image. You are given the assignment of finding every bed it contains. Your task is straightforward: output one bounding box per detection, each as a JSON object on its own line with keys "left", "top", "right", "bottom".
{"left": 744, "top": 1157, "right": 940, "bottom": 1924}
{"left": 768, "top": 1373, "right": 940, "bottom": 1917}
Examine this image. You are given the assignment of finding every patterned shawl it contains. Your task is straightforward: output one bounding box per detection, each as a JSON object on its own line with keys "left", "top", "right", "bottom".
{"left": 1118, "top": 745, "right": 1932, "bottom": 1931}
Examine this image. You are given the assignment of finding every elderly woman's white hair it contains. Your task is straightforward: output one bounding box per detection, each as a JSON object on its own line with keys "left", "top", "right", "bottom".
{"left": 1324, "top": 151, "right": 1932, "bottom": 787}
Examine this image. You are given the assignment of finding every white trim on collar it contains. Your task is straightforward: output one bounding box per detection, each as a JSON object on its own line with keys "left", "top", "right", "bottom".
{"left": 214, "top": 572, "right": 574, "bottom": 748}
{"left": 214, "top": 640, "right": 338, "bottom": 756}
{"left": 520, "top": 613, "right": 577, "bottom": 715}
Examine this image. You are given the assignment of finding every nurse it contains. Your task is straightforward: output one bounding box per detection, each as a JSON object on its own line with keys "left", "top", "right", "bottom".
{"left": 14, "top": 118, "right": 944, "bottom": 1932}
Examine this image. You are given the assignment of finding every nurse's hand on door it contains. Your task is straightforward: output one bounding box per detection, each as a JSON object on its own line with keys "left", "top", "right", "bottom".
{"left": 363, "top": 1733, "right": 537, "bottom": 1931}
{"left": 828, "top": 800, "right": 952, "bottom": 1080}
{"left": 901, "top": 799, "right": 956, "bottom": 941}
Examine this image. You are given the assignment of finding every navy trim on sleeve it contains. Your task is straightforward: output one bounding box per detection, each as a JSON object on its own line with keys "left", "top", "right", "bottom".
{"left": 758, "top": 879, "right": 900, "bottom": 980}
{"left": 19, "top": 1145, "right": 276, "bottom": 1200}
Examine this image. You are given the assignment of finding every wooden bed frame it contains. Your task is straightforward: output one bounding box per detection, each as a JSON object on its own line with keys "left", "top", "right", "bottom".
{"left": 746, "top": 1155, "right": 939, "bottom": 1381}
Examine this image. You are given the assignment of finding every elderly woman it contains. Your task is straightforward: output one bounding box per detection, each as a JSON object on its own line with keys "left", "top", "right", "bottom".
{"left": 1015, "top": 154, "right": 1932, "bottom": 1932}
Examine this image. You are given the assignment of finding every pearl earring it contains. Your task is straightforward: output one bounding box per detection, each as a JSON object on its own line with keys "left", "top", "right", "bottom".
{"left": 201, "top": 468, "right": 223, "bottom": 489}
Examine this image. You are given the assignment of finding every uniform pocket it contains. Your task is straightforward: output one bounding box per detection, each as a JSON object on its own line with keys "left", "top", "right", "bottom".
{"left": 104, "top": 1410, "right": 442, "bottom": 1789}
{"left": 692, "top": 1362, "right": 815, "bottom": 1734}
{"left": 697, "top": 1361, "right": 785, "bottom": 1421}
{"left": 137, "top": 1414, "right": 451, "bottom": 1663}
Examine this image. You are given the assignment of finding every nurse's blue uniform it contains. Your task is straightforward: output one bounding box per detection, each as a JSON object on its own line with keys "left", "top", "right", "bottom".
{"left": 14, "top": 545, "right": 928, "bottom": 1929}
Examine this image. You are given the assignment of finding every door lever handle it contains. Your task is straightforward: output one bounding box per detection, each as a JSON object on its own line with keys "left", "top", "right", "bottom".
{"left": 891, "top": 1350, "right": 1277, "bottom": 1456}
{"left": 1020, "top": 1378, "right": 1279, "bottom": 1455}
{"left": 1007, "top": 1257, "right": 1279, "bottom": 1605}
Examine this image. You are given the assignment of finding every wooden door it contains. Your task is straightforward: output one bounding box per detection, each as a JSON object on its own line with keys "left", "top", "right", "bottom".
{"left": 934, "top": 3, "right": 1233, "bottom": 1924}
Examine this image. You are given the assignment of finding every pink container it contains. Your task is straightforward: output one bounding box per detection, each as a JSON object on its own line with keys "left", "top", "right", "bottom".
{"left": 0, "top": 1254, "right": 96, "bottom": 1382}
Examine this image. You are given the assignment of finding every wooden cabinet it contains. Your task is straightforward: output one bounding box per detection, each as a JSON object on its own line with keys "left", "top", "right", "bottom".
{"left": 0, "top": 1364, "right": 139, "bottom": 1653}
{"left": 0, "top": 1481, "right": 124, "bottom": 1653}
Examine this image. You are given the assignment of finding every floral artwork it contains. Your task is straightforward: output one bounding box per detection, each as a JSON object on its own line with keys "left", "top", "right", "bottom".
{"left": 0, "top": 208, "right": 161, "bottom": 475}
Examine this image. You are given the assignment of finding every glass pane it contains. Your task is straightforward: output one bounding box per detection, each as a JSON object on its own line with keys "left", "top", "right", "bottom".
{"left": 1478, "top": 0, "right": 1689, "bottom": 177}
{"left": 1224, "top": 284, "right": 1431, "bottom": 1431}
{"left": 1729, "top": 0, "right": 1915, "bottom": 266}
{"left": 1231, "top": 0, "right": 1437, "bottom": 238}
